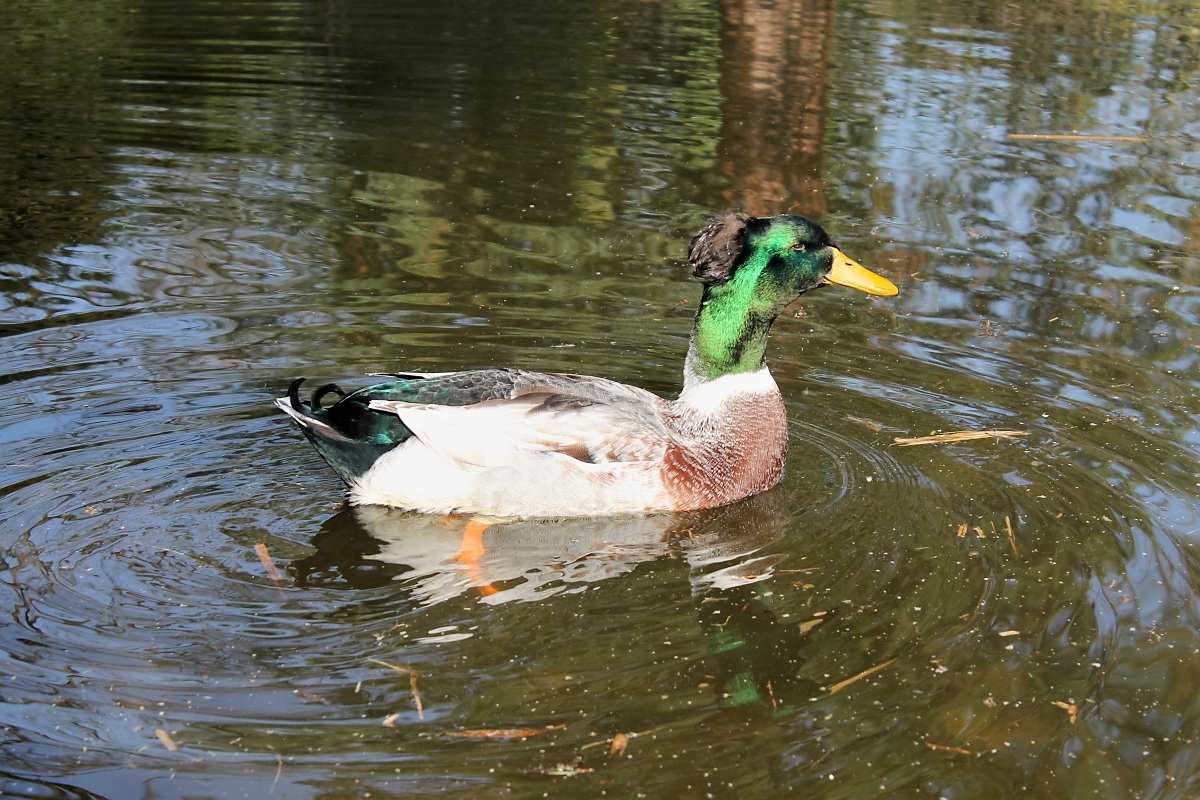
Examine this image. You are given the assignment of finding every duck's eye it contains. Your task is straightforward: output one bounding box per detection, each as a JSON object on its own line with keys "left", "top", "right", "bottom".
{"left": 791, "top": 242, "right": 808, "bottom": 252}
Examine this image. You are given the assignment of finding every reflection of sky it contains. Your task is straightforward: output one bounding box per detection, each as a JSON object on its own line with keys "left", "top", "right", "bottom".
{"left": 38, "top": 148, "right": 344, "bottom": 316}
{"left": 844, "top": 16, "right": 1200, "bottom": 752}
{"left": 870, "top": 28, "right": 1013, "bottom": 246}
{"left": 861, "top": 16, "right": 1196, "bottom": 278}
{"left": 843, "top": 9, "right": 1200, "bottom": 420}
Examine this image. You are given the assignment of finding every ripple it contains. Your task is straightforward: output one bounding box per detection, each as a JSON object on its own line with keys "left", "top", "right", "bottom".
{"left": 4, "top": 0, "right": 1200, "bottom": 793}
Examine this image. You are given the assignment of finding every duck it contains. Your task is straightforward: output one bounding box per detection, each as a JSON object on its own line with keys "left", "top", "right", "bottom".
{"left": 276, "top": 212, "right": 897, "bottom": 519}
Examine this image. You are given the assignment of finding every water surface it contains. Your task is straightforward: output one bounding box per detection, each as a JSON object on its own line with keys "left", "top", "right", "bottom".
{"left": 3, "top": 0, "right": 1200, "bottom": 797}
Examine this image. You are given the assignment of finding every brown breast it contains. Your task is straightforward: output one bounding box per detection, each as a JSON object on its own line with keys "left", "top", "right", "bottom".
{"left": 661, "top": 392, "right": 788, "bottom": 511}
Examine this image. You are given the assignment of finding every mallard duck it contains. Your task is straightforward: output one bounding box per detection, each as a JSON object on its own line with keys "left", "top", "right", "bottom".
{"left": 277, "top": 212, "right": 897, "bottom": 518}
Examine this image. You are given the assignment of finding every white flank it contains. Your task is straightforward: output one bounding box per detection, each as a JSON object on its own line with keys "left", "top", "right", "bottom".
{"left": 367, "top": 398, "right": 564, "bottom": 468}
{"left": 676, "top": 367, "right": 778, "bottom": 415}
{"left": 350, "top": 440, "right": 669, "bottom": 518}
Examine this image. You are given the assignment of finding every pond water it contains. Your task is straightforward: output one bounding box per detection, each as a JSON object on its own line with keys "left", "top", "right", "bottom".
{"left": 3, "top": 0, "right": 1200, "bottom": 797}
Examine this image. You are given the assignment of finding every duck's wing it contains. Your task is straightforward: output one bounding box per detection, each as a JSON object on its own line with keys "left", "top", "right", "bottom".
{"left": 368, "top": 376, "right": 670, "bottom": 469}
{"left": 278, "top": 369, "right": 669, "bottom": 480}
{"left": 346, "top": 368, "right": 527, "bottom": 406}
{"left": 277, "top": 369, "right": 529, "bottom": 483}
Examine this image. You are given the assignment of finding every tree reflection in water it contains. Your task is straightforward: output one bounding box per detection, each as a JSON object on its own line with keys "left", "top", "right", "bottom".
{"left": 719, "top": 0, "right": 833, "bottom": 219}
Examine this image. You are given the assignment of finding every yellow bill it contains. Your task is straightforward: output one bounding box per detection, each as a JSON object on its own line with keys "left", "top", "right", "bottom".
{"left": 824, "top": 249, "right": 898, "bottom": 296}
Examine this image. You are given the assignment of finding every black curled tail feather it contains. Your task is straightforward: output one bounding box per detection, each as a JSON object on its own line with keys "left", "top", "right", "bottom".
{"left": 288, "top": 378, "right": 307, "bottom": 411}
{"left": 278, "top": 378, "right": 411, "bottom": 486}
{"left": 311, "top": 383, "right": 347, "bottom": 410}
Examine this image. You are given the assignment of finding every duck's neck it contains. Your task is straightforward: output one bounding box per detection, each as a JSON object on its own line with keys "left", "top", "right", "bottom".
{"left": 683, "top": 278, "right": 781, "bottom": 390}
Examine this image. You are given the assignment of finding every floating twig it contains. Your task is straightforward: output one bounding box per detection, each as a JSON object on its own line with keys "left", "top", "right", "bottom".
{"left": 410, "top": 672, "right": 424, "bottom": 720}
{"left": 1005, "top": 515, "right": 1018, "bottom": 556}
{"left": 1052, "top": 700, "right": 1079, "bottom": 724}
{"left": 154, "top": 728, "right": 179, "bottom": 752}
{"left": 1006, "top": 133, "right": 1147, "bottom": 142}
{"left": 827, "top": 658, "right": 898, "bottom": 694}
{"left": 926, "top": 742, "right": 973, "bottom": 755}
{"left": 254, "top": 544, "right": 286, "bottom": 598}
{"left": 894, "top": 430, "right": 1028, "bottom": 446}
{"left": 527, "top": 758, "right": 593, "bottom": 777}
{"left": 445, "top": 725, "right": 566, "bottom": 740}
{"left": 579, "top": 727, "right": 659, "bottom": 752}
{"left": 150, "top": 545, "right": 196, "bottom": 559}
{"left": 368, "top": 658, "right": 425, "bottom": 720}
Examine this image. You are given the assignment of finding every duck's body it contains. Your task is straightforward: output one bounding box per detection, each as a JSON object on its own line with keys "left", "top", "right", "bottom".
{"left": 281, "top": 366, "right": 786, "bottom": 517}
{"left": 277, "top": 212, "right": 896, "bottom": 518}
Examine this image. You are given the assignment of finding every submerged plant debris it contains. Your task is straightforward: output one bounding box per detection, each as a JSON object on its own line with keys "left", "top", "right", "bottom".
{"left": 254, "top": 543, "right": 285, "bottom": 586}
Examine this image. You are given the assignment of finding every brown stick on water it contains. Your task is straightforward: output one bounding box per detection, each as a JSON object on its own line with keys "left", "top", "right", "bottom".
{"left": 1006, "top": 133, "right": 1147, "bottom": 142}
{"left": 254, "top": 543, "right": 284, "bottom": 582}
{"left": 445, "top": 725, "right": 567, "bottom": 740}
{"left": 827, "top": 658, "right": 897, "bottom": 693}
{"left": 368, "top": 658, "right": 425, "bottom": 720}
{"left": 254, "top": 543, "right": 288, "bottom": 601}
{"left": 894, "top": 430, "right": 1027, "bottom": 446}
{"left": 410, "top": 672, "right": 424, "bottom": 720}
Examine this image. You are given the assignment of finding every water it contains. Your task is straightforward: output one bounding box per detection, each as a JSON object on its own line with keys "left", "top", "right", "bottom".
{"left": 2, "top": 0, "right": 1200, "bottom": 796}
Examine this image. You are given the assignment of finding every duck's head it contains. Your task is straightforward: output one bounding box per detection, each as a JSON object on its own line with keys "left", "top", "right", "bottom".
{"left": 688, "top": 212, "right": 897, "bottom": 302}
{"left": 684, "top": 212, "right": 897, "bottom": 381}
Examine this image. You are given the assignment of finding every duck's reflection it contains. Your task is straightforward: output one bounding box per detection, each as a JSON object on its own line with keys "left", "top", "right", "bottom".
{"left": 292, "top": 486, "right": 819, "bottom": 709}
{"left": 293, "top": 486, "right": 793, "bottom": 605}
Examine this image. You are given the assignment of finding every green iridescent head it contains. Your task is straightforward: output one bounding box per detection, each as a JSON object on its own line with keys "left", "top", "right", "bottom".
{"left": 689, "top": 212, "right": 897, "bottom": 299}
{"left": 684, "top": 212, "right": 898, "bottom": 381}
